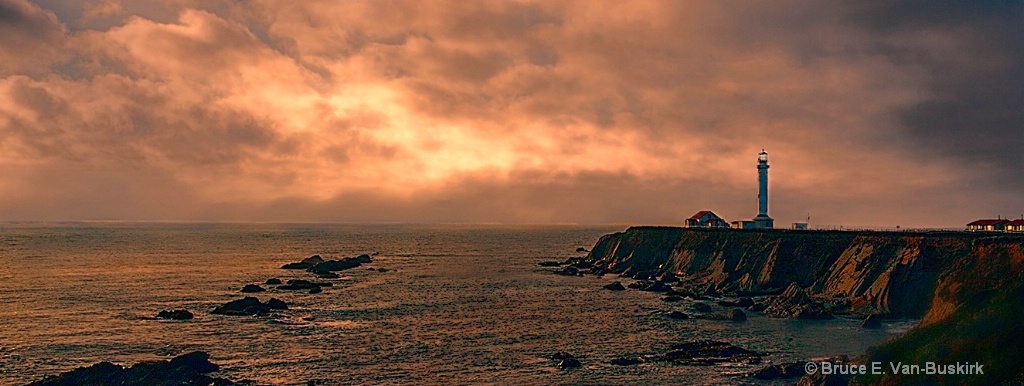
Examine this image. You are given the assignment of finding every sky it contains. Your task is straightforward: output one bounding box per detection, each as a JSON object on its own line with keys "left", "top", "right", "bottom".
{"left": 1, "top": 0, "right": 1021, "bottom": 227}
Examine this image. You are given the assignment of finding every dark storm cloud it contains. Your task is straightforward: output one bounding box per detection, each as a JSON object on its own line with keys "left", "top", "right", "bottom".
{"left": 0, "top": 0, "right": 66, "bottom": 75}
{"left": 849, "top": 1, "right": 1024, "bottom": 187}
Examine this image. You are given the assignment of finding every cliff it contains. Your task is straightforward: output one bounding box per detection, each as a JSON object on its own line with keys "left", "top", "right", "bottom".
{"left": 587, "top": 226, "right": 1024, "bottom": 384}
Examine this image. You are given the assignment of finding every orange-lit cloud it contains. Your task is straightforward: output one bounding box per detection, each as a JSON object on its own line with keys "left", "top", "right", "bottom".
{"left": 1, "top": 0, "right": 1021, "bottom": 226}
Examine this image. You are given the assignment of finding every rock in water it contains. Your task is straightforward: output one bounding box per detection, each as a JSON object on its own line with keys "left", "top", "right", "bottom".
{"left": 265, "top": 278, "right": 282, "bottom": 285}
{"left": 751, "top": 362, "right": 806, "bottom": 380}
{"left": 691, "top": 302, "right": 713, "bottom": 313}
{"left": 240, "top": 284, "right": 265, "bottom": 293}
{"left": 266, "top": 298, "right": 288, "bottom": 310}
{"left": 281, "top": 254, "right": 325, "bottom": 269}
{"left": 556, "top": 358, "right": 581, "bottom": 369}
{"left": 718, "top": 297, "right": 754, "bottom": 308}
{"left": 550, "top": 352, "right": 574, "bottom": 360}
{"left": 277, "top": 279, "right": 320, "bottom": 291}
{"left": 212, "top": 297, "right": 288, "bottom": 316}
{"left": 667, "top": 311, "right": 690, "bottom": 319}
{"left": 661, "top": 340, "right": 760, "bottom": 365}
{"left": 603, "top": 281, "right": 626, "bottom": 291}
{"left": 610, "top": 357, "right": 642, "bottom": 366}
{"left": 727, "top": 309, "right": 747, "bottom": 322}
{"left": 861, "top": 314, "right": 883, "bottom": 329}
{"left": 156, "top": 309, "right": 194, "bottom": 320}
{"left": 26, "top": 351, "right": 234, "bottom": 386}
{"left": 538, "top": 261, "right": 562, "bottom": 267}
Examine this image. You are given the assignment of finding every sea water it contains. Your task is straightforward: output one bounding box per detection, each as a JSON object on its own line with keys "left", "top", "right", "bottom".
{"left": 0, "top": 223, "right": 911, "bottom": 385}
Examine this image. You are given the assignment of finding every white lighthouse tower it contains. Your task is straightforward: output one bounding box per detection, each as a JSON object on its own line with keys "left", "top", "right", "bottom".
{"left": 753, "top": 149, "right": 774, "bottom": 228}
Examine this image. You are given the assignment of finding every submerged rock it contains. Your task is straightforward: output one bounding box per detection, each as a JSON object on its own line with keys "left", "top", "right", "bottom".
{"left": 705, "top": 309, "right": 747, "bottom": 322}
{"left": 718, "top": 297, "right": 755, "bottom": 308}
{"left": 27, "top": 351, "right": 236, "bottom": 386}
{"left": 603, "top": 281, "right": 626, "bottom": 291}
{"left": 861, "top": 314, "right": 883, "bottom": 329}
{"left": 240, "top": 284, "right": 265, "bottom": 293}
{"left": 554, "top": 266, "right": 581, "bottom": 276}
{"left": 667, "top": 311, "right": 690, "bottom": 320}
{"left": 610, "top": 357, "right": 642, "bottom": 366}
{"left": 538, "top": 261, "right": 562, "bottom": 267}
{"left": 312, "top": 270, "right": 340, "bottom": 279}
{"left": 661, "top": 340, "right": 760, "bottom": 365}
{"left": 751, "top": 362, "right": 806, "bottom": 380}
{"left": 277, "top": 279, "right": 320, "bottom": 291}
{"left": 156, "top": 309, "right": 194, "bottom": 320}
{"left": 690, "top": 302, "right": 713, "bottom": 313}
{"left": 662, "top": 295, "right": 683, "bottom": 302}
{"left": 550, "top": 352, "right": 574, "bottom": 360}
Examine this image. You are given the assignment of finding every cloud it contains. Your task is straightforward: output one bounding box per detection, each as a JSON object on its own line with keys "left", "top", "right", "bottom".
{"left": 0, "top": 0, "right": 67, "bottom": 75}
{"left": 0, "top": 1, "right": 1020, "bottom": 226}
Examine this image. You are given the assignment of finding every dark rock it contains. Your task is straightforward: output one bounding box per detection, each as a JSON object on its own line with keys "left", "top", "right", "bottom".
{"left": 610, "top": 357, "right": 642, "bottom": 366}
{"left": 555, "top": 266, "right": 580, "bottom": 276}
{"left": 657, "top": 272, "right": 679, "bottom": 283}
{"left": 556, "top": 358, "right": 581, "bottom": 369}
{"left": 861, "top": 314, "right": 883, "bottom": 329}
{"left": 603, "top": 281, "right": 626, "bottom": 291}
{"left": 308, "top": 258, "right": 361, "bottom": 272}
{"left": 550, "top": 351, "right": 574, "bottom": 360}
{"left": 661, "top": 340, "right": 760, "bottom": 365}
{"left": 212, "top": 297, "right": 287, "bottom": 316}
{"left": 705, "top": 309, "right": 747, "bottom": 322}
{"left": 308, "top": 286, "right": 322, "bottom": 294}
{"left": 27, "top": 351, "right": 232, "bottom": 386}
{"left": 281, "top": 255, "right": 324, "bottom": 269}
{"left": 376, "top": 268, "right": 389, "bottom": 272}
{"left": 538, "top": 261, "right": 562, "bottom": 267}
{"left": 156, "top": 309, "right": 194, "bottom": 320}
{"left": 576, "top": 247, "right": 589, "bottom": 252}
{"left": 691, "top": 302, "right": 713, "bottom": 313}
{"left": 630, "top": 280, "right": 671, "bottom": 292}
{"left": 751, "top": 362, "right": 806, "bottom": 380}
{"left": 718, "top": 297, "right": 754, "bottom": 308}
{"left": 793, "top": 304, "right": 834, "bottom": 320}
{"left": 662, "top": 295, "right": 683, "bottom": 302}
{"left": 240, "top": 284, "right": 265, "bottom": 293}
{"left": 312, "top": 270, "right": 340, "bottom": 279}
{"left": 562, "top": 257, "right": 593, "bottom": 269}
{"left": 278, "top": 279, "right": 320, "bottom": 291}
{"left": 265, "top": 278, "right": 282, "bottom": 285}
{"left": 727, "top": 309, "right": 747, "bottom": 322}
{"left": 747, "top": 302, "right": 768, "bottom": 312}
{"left": 266, "top": 298, "right": 288, "bottom": 310}
{"left": 355, "top": 254, "right": 373, "bottom": 264}
{"left": 212, "top": 297, "right": 265, "bottom": 316}
{"left": 667, "top": 311, "right": 690, "bottom": 319}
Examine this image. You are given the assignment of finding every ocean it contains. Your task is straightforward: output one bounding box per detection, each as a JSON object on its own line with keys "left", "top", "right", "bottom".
{"left": 0, "top": 223, "right": 910, "bottom": 385}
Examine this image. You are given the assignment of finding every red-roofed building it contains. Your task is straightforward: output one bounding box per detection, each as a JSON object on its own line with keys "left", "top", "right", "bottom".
{"left": 1006, "top": 220, "right": 1024, "bottom": 232}
{"left": 686, "top": 210, "right": 728, "bottom": 228}
{"left": 967, "top": 219, "right": 1009, "bottom": 231}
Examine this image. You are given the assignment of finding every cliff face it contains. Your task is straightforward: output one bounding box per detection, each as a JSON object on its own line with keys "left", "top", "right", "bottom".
{"left": 587, "top": 227, "right": 1023, "bottom": 318}
{"left": 587, "top": 226, "right": 1024, "bottom": 384}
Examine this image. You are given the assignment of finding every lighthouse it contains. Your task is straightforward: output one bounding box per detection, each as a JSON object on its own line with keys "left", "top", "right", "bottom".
{"left": 753, "top": 149, "right": 774, "bottom": 228}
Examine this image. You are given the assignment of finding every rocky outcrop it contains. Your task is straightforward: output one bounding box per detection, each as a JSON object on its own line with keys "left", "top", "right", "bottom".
{"left": 27, "top": 351, "right": 238, "bottom": 386}
{"left": 585, "top": 226, "right": 1024, "bottom": 385}
{"left": 155, "top": 309, "right": 193, "bottom": 320}
{"left": 212, "top": 297, "right": 287, "bottom": 316}
{"left": 586, "top": 227, "right": 1024, "bottom": 318}
{"left": 660, "top": 340, "right": 761, "bottom": 365}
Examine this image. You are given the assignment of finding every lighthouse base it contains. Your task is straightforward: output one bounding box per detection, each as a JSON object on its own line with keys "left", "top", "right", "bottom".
{"left": 753, "top": 214, "right": 774, "bottom": 229}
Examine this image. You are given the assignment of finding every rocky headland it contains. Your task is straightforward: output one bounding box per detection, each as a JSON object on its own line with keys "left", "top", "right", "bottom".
{"left": 582, "top": 226, "right": 1024, "bottom": 385}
